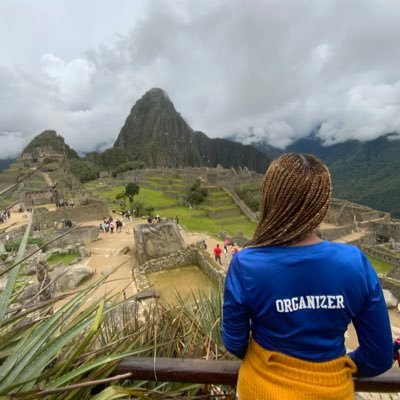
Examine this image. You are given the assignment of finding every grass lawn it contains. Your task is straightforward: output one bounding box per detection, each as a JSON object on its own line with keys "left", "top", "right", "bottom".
{"left": 86, "top": 179, "right": 256, "bottom": 238}
{"left": 367, "top": 256, "right": 394, "bottom": 275}
{"left": 48, "top": 252, "right": 79, "bottom": 266}
{"left": 156, "top": 206, "right": 256, "bottom": 238}
{"left": 135, "top": 188, "right": 179, "bottom": 207}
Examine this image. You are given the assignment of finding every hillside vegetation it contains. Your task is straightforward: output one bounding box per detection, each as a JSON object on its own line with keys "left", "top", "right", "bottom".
{"left": 85, "top": 174, "right": 256, "bottom": 239}
{"left": 256, "top": 134, "right": 400, "bottom": 217}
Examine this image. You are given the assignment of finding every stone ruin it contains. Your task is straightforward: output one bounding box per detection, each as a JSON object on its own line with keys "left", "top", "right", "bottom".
{"left": 133, "top": 221, "right": 185, "bottom": 264}
{"left": 23, "top": 188, "right": 59, "bottom": 207}
{"left": 31, "top": 198, "right": 109, "bottom": 231}
{"left": 22, "top": 146, "right": 64, "bottom": 168}
{"left": 132, "top": 221, "right": 225, "bottom": 300}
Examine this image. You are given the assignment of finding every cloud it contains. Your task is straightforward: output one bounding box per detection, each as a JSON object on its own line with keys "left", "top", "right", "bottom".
{"left": 41, "top": 53, "right": 95, "bottom": 110}
{"left": 0, "top": 0, "right": 400, "bottom": 158}
{"left": 0, "top": 132, "right": 27, "bottom": 158}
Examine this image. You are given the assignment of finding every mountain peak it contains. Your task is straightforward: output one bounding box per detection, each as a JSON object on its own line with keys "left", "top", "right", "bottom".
{"left": 113, "top": 89, "right": 270, "bottom": 172}
{"left": 22, "top": 130, "right": 79, "bottom": 159}
{"left": 137, "top": 87, "right": 172, "bottom": 105}
{"left": 145, "top": 87, "right": 170, "bottom": 98}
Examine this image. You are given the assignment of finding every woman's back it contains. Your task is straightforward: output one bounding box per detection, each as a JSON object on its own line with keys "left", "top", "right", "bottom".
{"left": 222, "top": 153, "right": 393, "bottom": 399}
{"left": 223, "top": 241, "right": 392, "bottom": 375}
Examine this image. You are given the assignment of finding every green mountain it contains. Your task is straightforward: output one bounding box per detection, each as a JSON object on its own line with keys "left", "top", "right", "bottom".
{"left": 22, "top": 130, "right": 80, "bottom": 159}
{"left": 113, "top": 88, "right": 270, "bottom": 173}
{"left": 23, "top": 130, "right": 99, "bottom": 183}
{"left": 256, "top": 135, "right": 400, "bottom": 217}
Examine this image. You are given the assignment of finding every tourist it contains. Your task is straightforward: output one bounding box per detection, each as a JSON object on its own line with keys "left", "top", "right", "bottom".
{"left": 231, "top": 243, "right": 239, "bottom": 257}
{"left": 213, "top": 244, "right": 222, "bottom": 266}
{"left": 222, "top": 153, "right": 393, "bottom": 399}
{"left": 224, "top": 236, "right": 231, "bottom": 248}
{"left": 116, "top": 219, "right": 123, "bottom": 232}
{"left": 110, "top": 221, "right": 115, "bottom": 234}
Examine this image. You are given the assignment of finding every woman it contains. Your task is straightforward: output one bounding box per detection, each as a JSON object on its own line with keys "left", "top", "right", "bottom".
{"left": 231, "top": 243, "right": 239, "bottom": 257}
{"left": 222, "top": 153, "right": 392, "bottom": 399}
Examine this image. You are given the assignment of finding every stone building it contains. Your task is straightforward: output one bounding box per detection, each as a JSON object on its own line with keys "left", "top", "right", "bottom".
{"left": 23, "top": 188, "right": 59, "bottom": 206}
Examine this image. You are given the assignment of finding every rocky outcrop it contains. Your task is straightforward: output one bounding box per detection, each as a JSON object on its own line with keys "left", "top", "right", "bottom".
{"left": 40, "top": 226, "right": 99, "bottom": 250}
{"left": 53, "top": 264, "right": 94, "bottom": 291}
{"left": 133, "top": 221, "right": 185, "bottom": 264}
{"left": 113, "top": 88, "right": 270, "bottom": 173}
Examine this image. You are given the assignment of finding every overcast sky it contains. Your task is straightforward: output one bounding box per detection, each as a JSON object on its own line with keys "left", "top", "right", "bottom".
{"left": 1, "top": 0, "right": 400, "bottom": 158}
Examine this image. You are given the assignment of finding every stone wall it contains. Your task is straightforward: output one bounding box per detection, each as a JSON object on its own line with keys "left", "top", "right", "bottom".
{"left": 220, "top": 186, "right": 258, "bottom": 222}
{"left": 316, "top": 224, "right": 355, "bottom": 241}
{"left": 324, "top": 200, "right": 388, "bottom": 227}
{"left": 366, "top": 221, "right": 400, "bottom": 242}
{"left": 24, "top": 188, "right": 59, "bottom": 206}
{"left": 31, "top": 201, "right": 109, "bottom": 230}
{"left": 132, "top": 247, "right": 225, "bottom": 294}
{"left": 194, "top": 248, "right": 226, "bottom": 287}
{"left": 355, "top": 211, "right": 387, "bottom": 222}
{"left": 0, "top": 224, "right": 99, "bottom": 250}
{"left": 361, "top": 245, "right": 400, "bottom": 269}
{"left": 37, "top": 226, "right": 99, "bottom": 250}
{"left": 207, "top": 208, "right": 241, "bottom": 219}
{"left": 121, "top": 167, "right": 261, "bottom": 194}
{"left": 379, "top": 275, "right": 400, "bottom": 299}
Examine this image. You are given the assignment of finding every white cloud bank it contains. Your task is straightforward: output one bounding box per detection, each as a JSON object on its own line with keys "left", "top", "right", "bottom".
{"left": 0, "top": 0, "right": 400, "bottom": 157}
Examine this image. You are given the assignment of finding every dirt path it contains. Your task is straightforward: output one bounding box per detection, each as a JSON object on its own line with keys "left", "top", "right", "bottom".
{"left": 0, "top": 210, "right": 31, "bottom": 233}
{"left": 41, "top": 172, "right": 53, "bottom": 186}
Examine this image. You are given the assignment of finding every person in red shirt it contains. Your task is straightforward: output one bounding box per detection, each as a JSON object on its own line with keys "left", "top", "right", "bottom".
{"left": 213, "top": 244, "right": 222, "bottom": 265}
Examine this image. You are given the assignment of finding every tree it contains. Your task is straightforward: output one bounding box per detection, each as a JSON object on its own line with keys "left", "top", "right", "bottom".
{"left": 115, "top": 191, "right": 127, "bottom": 209}
{"left": 184, "top": 179, "right": 208, "bottom": 206}
{"left": 125, "top": 182, "right": 140, "bottom": 209}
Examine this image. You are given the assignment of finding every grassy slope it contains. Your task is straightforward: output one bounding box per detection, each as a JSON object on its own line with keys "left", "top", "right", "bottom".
{"left": 86, "top": 177, "right": 256, "bottom": 238}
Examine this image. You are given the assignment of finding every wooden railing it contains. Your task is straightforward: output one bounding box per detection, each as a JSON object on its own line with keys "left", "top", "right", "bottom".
{"left": 114, "top": 357, "right": 400, "bottom": 393}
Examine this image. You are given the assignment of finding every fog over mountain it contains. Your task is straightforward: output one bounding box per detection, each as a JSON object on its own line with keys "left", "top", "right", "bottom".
{"left": 0, "top": 0, "right": 400, "bottom": 158}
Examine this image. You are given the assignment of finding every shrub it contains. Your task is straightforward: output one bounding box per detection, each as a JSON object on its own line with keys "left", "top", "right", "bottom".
{"left": 5, "top": 237, "right": 45, "bottom": 252}
{"left": 111, "top": 161, "right": 145, "bottom": 177}
{"left": 184, "top": 179, "right": 208, "bottom": 206}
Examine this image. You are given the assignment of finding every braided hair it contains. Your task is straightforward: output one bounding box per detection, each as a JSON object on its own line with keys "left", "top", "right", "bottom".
{"left": 246, "top": 153, "right": 331, "bottom": 247}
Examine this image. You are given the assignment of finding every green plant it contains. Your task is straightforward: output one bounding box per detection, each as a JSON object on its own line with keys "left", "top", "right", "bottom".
{"left": 184, "top": 179, "right": 208, "bottom": 206}
{"left": 144, "top": 206, "right": 155, "bottom": 216}
{"left": 125, "top": 182, "right": 140, "bottom": 209}
{"left": 5, "top": 237, "right": 45, "bottom": 253}
{"left": 47, "top": 252, "right": 79, "bottom": 266}
{"left": 111, "top": 161, "right": 145, "bottom": 178}
{"left": 0, "top": 174, "right": 237, "bottom": 398}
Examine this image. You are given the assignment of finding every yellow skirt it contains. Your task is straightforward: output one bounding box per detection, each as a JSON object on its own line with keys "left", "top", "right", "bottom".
{"left": 237, "top": 339, "right": 357, "bottom": 400}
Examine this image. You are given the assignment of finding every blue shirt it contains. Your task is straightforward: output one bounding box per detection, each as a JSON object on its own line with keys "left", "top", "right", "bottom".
{"left": 222, "top": 241, "right": 393, "bottom": 377}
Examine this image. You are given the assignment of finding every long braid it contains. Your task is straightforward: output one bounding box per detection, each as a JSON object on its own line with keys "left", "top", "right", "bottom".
{"left": 246, "top": 153, "right": 331, "bottom": 247}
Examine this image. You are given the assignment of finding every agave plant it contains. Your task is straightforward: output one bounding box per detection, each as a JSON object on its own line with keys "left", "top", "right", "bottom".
{"left": 0, "top": 234, "right": 232, "bottom": 398}
{"left": 0, "top": 177, "right": 234, "bottom": 399}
